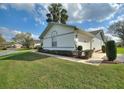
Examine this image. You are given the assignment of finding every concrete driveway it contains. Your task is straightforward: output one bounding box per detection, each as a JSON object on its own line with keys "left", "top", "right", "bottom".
{"left": 0, "top": 49, "right": 16, "bottom": 57}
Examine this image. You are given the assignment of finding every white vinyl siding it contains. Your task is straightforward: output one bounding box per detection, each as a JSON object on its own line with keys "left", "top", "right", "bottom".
{"left": 76, "top": 33, "right": 92, "bottom": 50}
{"left": 42, "top": 25, "right": 75, "bottom": 50}
{"left": 91, "top": 33, "right": 104, "bottom": 50}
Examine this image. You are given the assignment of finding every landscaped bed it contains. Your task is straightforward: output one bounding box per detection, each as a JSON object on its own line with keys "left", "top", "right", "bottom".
{"left": 0, "top": 51, "right": 124, "bottom": 88}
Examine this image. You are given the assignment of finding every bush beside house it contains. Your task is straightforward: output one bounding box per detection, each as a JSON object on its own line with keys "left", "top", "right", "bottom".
{"left": 83, "top": 50, "right": 93, "bottom": 59}
{"left": 106, "top": 40, "right": 117, "bottom": 61}
{"left": 102, "top": 45, "right": 106, "bottom": 53}
{"left": 77, "top": 46, "right": 83, "bottom": 58}
{"left": 40, "top": 49, "right": 74, "bottom": 56}
{"left": 39, "top": 48, "right": 93, "bottom": 59}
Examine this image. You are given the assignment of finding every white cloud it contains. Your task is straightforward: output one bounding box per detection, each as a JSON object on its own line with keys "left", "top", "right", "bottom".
{"left": 32, "top": 34, "right": 39, "bottom": 40}
{"left": 27, "top": 3, "right": 120, "bottom": 24}
{"left": 105, "top": 33, "right": 121, "bottom": 43}
{"left": 0, "top": 3, "right": 121, "bottom": 24}
{"left": 0, "top": 27, "right": 21, "bottom": 41}
{"left": 10, "top": 3, "right": 35, "bottom": 13}
{"left": 109, "top": 14, "right": 124, "bottom": 25}
{"left": 62, "top": 3, "right": 120, "bottom": 23}
{"left": 0, "top": 4, "right": 7, "bottom": 10}
{"left": 116, "top": 4, "right": 124, "bottom": 14}
{"left": 0, "top": 27, "right": 39, "bottom": 41}
{"left": 86, "top": 26, "right": 107, "bottom": 32}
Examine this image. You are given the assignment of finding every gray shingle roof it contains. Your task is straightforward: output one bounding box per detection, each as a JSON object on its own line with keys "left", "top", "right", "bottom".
{"left": 89, "top": 30, "right": 101, "bottom": 35}
{"left": 39, "top": 22, "right": 94, "bottom": 39}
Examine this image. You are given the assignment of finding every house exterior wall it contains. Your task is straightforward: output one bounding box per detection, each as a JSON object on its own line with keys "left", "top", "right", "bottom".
{"left": 91, "top": 33, "right": 104, "bottom": 50}
{"left": 75, "top": 32, "right": 104, "bottom": 51}
{"left": 14, "top": 44, "right": 22, "bottom": 48}
{"left": 42, "top": 24, "right": 105, "bottom": 51}
{"left": 42, "top": 25, "right": 75, "bottom": 51}
{"left": 76, "top": 33, "right": 92, "bottom": 50}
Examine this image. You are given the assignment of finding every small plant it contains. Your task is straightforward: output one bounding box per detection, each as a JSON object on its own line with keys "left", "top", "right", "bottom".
{"left": 106, "top": 40, "right": 117, "bottom": 61}
{"left": 84, "top": 50, "right": 93, "bottom": 59}
{"left": 37, "top": 46, "right": 43, "bottom": 52}
{"left": 77, "top": 46, "right": 83, "bottom": 58}
{"left": 102, "top": 45, "right": 106, "bottom": 53}
{"left": 77, "top": 46, "right": 82, "bottom": 51}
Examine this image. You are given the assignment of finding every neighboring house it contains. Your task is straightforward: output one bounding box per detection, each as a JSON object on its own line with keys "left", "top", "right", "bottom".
{"left": 34, "top": 40, "right": 41, "bottom": 48}
{"left": 12, "top": 43, "right": 22, "bottom": 48}
{"left": 39, "top": 23, "right": 105, "bottom": 51}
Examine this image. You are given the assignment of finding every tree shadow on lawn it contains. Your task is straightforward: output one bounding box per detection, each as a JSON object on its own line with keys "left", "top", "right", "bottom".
{"left": 0, "top": 52, "right": 50, "bottom": 61}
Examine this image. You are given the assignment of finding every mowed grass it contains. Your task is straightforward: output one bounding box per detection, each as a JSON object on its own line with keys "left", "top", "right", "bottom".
{"left": 117, "top": 47, "right": 124, "bottom": 54}
{"left": 0, "top": 51, "right": 124, "bottom": 88}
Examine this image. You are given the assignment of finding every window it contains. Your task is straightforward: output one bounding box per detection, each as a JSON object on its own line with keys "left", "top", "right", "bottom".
{"left": 51, "top": 31, "right": 57, "bottom": 47}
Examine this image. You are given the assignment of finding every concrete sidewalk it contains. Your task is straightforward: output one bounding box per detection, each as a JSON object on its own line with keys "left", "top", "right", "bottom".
{"left": 102, "top": 54, "right": 124, "bottom": 63}
{"left": 34, "top": 51, "right": 124, "bottom": 65}
{"left": 35, "top": 52, "right": 103, "bottom": 66}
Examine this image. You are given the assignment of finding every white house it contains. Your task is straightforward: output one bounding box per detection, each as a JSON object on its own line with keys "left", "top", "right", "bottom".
{"left": 39, "top": 23, "right": 105, "bottom": 51}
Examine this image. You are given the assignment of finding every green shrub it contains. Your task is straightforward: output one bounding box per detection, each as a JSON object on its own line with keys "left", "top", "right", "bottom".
{"left": 37, "top": 47, "right": 43, "bottom": 52}
{"left": 77, "top": 46, "right": 83, "bottom": 57}
{"left": 2, "top": 48, "right": 7, "bottom": 50}
{"left": 106, "top": 40, "right": 117, "bottom": 61}
{"left": 40, "top": 49, "right": 74, "bottom": 56}
{"left": 102, "top": 45, "right": 106, "bottom": 53}
{"left": 77, "top": 46, "right": 82, "bottom": 51}
{"left": 84, "top": 50, "right": 93, "bottom": 59}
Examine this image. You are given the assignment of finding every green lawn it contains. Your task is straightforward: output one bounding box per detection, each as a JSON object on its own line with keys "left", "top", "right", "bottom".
{"left": 15, "top": 48, "right": 32, "bottom": 51}
{"left": 0, "top": 51, "right": 124, "bottom": 88}
{"left": 117, "top": 47, "right": 124, "bottom": 54}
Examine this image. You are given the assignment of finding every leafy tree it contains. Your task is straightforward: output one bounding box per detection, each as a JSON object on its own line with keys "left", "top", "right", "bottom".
{"left": 109, "top": 21, "right": 124, "bottom": 46}
{"left": 13, "top": 32, "right": 34, "bottom": 48}
{"left": 46, "top": 3, "right": 68, "bottom": 24}
{"left": 0, "top": 34, "right": 6, "bottom": 49}
{"left": 0, "top": 34, "right": 6, "bottom": 44}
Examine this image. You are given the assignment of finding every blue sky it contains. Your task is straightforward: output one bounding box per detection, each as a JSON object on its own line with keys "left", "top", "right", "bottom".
{"left": 0, "top": 3, "right": 124, "bottom": 41}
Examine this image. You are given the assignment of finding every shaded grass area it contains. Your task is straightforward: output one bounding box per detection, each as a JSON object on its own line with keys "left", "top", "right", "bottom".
{"left": 0, "top": 52, "right": 49, "bottom": 61}
{"left": 0, "top": 50, "right": 6, "bottom": 52}
{"left": 0, "top": 51, "right": 124, "bottom": 88}
{"left": 117, "top": 47, "right": 124, "bottom": 54}
{"left": 15, "top": 48, "right": 32, "bottom": 51}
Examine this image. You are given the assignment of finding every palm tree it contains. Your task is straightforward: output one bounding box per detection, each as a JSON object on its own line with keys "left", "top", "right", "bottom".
{"left": 61, "top": 9, "right": 68, "bottom": 24}
{"left": 46, "top": 3, "right": 68, "bottom": 24}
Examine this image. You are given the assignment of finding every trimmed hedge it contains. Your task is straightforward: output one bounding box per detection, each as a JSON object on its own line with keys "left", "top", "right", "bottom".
{"left": 40, "top": 49, "right": 74, "bottom": 57}
{"left": 106, "top": 40, "right": 117, "bottom": 61}
{"left": 102, "top": 45, "right": 106, "bottom": 53}
{"left": 83, "top": 50, "right": 93, "bottom": 59}
{"left": 37, "top": 47, "right": 43, "bottom": 52}
{"left": 39, "top": 49, "right": 93, "bottom": 59}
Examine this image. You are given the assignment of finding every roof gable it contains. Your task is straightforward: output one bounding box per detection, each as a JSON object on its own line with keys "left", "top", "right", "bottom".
{"left": 39, "top": 23, "right": 104, "bottom": 40}
{"left": 89, "top": 30, "right": 105, "bottom": 43}
{"left": 39, "top": 23, "right": 77, "bottom": 39}
{"left": 89, "top": 30, "right": 101, "bottom": 35}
